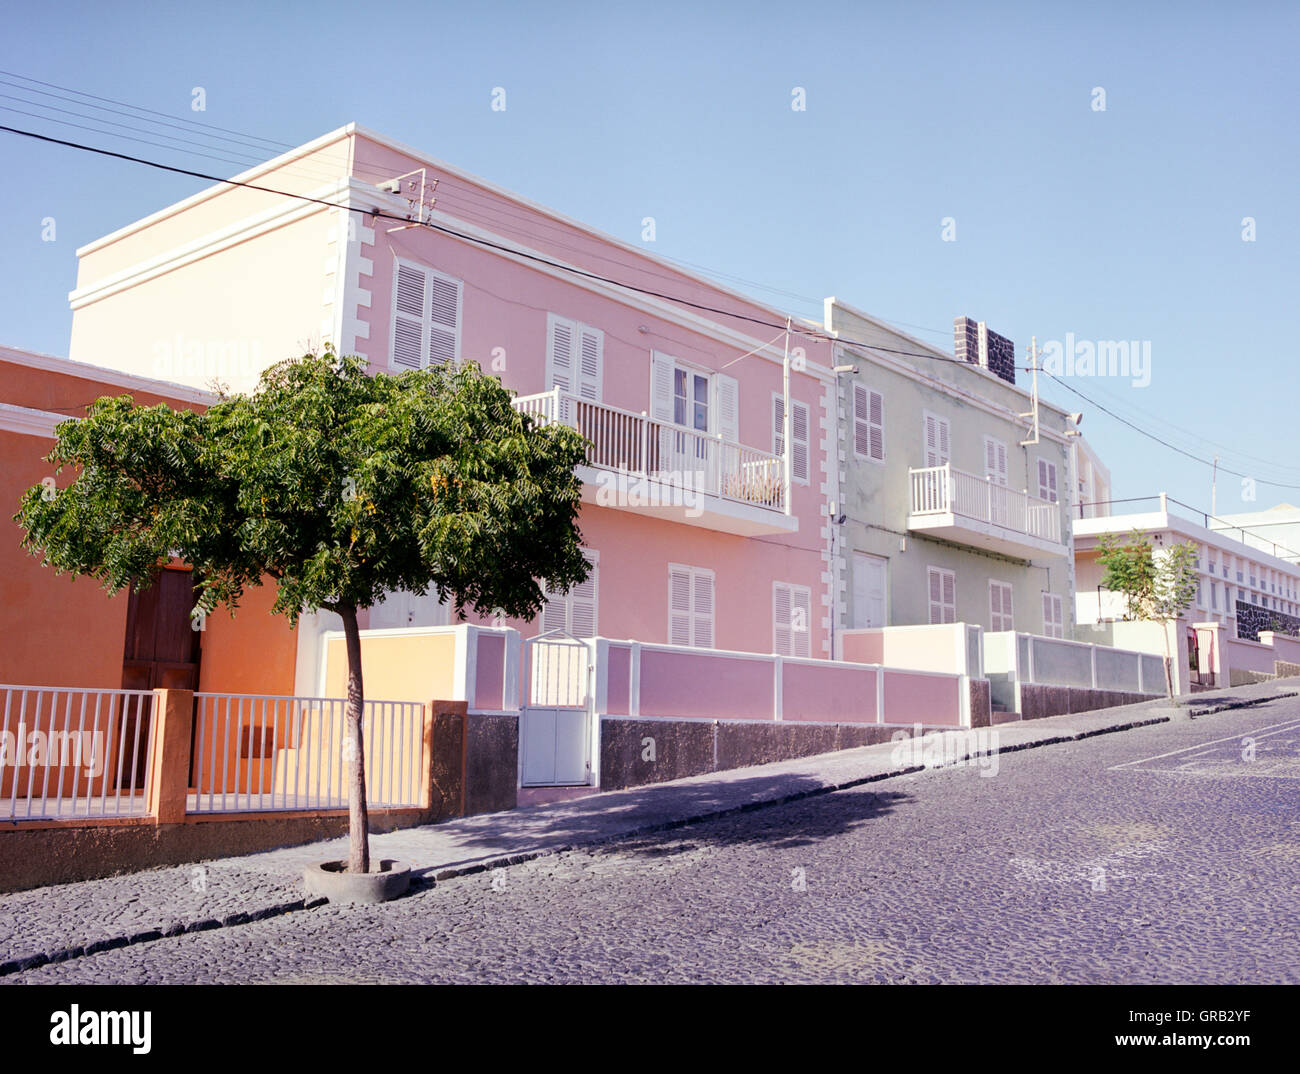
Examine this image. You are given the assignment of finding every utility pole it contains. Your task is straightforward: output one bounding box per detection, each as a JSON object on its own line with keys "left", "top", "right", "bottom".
{"left": 1018, "top": 336, "right": 1041, "bottom": 446}
{"left": 782, "top": 317, "right": 793, "bottom": 517}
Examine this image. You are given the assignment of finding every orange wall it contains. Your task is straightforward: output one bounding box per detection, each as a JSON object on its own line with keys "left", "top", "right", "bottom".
{"left": 0, "top": 429, "right": 128, "bottom": 689}
{"left": 197, "top": 581, "right": 298, "bottom": 696}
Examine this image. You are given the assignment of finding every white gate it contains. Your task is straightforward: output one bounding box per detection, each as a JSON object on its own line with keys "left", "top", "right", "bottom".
{"left": 520, "top": 631, "right": 593, "bottom": 787}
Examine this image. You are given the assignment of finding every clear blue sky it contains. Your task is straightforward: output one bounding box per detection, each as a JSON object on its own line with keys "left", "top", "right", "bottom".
{"left": 2, "top": 0, "right": 1297, "bottom": 518}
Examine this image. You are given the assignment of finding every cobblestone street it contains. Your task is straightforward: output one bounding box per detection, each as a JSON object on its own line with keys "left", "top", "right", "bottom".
{"left": 6, "top": 698, "right": 1300, "bottom": 984}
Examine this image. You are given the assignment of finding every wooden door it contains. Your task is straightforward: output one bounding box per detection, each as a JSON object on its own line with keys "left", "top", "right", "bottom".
{"left": 120, "top": 568, "right": 202, "bottom": 787}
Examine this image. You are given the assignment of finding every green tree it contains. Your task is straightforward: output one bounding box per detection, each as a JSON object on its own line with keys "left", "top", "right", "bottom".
{"left": 15, "top": 351, "right": 590, "bottom": 873}
{"left": 1097, "top": 530, "right": 1198, "bottom": 696}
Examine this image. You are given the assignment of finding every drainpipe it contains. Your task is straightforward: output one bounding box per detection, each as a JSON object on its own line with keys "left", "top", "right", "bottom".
{"left": 782, "top": 317, "right": 792, "bottom": 516}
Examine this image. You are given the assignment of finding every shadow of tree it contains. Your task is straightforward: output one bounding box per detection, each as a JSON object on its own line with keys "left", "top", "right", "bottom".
{"left": 395, "top": 773, "right": 913, "bottom": 880}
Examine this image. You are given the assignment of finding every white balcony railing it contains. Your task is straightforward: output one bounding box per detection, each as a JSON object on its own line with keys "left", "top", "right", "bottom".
{"left": 910, "top": 463, "right": 1063, "bottom": 545}
{"left": 514, "top": 388, "right": 786, "bottom": 513}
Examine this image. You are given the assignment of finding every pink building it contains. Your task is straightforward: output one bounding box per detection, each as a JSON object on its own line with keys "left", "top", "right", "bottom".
{"left": 64, "top": 124, "right": 839, "bottom": 679}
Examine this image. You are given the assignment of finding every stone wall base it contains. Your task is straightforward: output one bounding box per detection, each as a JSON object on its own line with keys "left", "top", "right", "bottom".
{"left": 1019, "top": 685, "right": 1162, "bottom": 721}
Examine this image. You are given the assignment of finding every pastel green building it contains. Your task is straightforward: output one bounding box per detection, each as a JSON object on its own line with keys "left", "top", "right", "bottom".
{"left": 823, "top": 300, "right": 1077, "bottom": 650}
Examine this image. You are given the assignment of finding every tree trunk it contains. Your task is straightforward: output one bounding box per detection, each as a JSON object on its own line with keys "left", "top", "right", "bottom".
{"left": 339, "top": 604, "right": 370, "bottom": 874}
{"left": 1160, "top": 619, "right": 1174, "bottom": 700}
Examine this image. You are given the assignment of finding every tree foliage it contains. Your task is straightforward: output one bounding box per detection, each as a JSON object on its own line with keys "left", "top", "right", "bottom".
{"left": 16, "top": 351, "right": 591, "bottom": 870}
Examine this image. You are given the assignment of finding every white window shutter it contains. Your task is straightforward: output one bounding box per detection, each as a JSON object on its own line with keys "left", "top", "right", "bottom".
{"left": 925, "top": 415, "right": 938, "bottom": 467}
{"left": 868, "top": 389, "right": 884, "bottom": 461}
{"left": 853, "top": 384, "right": 871, "bottom": 458}
{"left": 577, "top": 326, "right": 603, "bottom": 402}
{"left": 792, "top": 401, "right": 809, "bottom": 483}
{"left": 547, "top": 316, "right": 574, "bottom": 394}
{"left": 669, "top": 566, "right": 692, "bottom": 646}
{"left": 942, "top": 570, "right": 955, "bottom": 623}
{"left": 715, "top": 374, "right": 739, "bottom": 444}
{"left": 650, "top": 353, "right": 675, "bottom": 422}
{"left": 541, "top": 586, "right": 567, "bottom": 633}
{"left": 996, "top": 442, "right": 1008, "bottom": 486}
{"left": 928, "top": 567, "right": 942, "bottom": 624}
{"left": 427, "top": 273, "right": 460, "bottom": 368}
{"left": 774, "top": 583, "right": 792, "bottom": 656}
{"left": 392, "top": 262, "right": 427, "bottom": 369}
{"left": 773, "top": 395, "right": 785, "bottom": 457}
{"left": 569, "top": 550, "right": 599, "bottom": 637}
{"left": 984, "top": 436, "right": 997, "bottom": 478}
{"left": 793, "top": 586, "right": 811, "bottom": 658}
{"left": 693, "top": 571, "right": 714, "bottom": 649}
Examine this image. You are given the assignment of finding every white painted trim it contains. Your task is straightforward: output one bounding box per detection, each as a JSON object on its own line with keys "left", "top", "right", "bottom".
{"left": 0, "top": 345, "right": 215, "bottom": 405}
{"left": 0, "top": 402, "right": 70, "bottom": 437}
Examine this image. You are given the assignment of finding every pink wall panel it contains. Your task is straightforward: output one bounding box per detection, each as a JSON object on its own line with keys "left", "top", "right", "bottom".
{"left": 781, "top": 661, "right": 878, "bottom": 723}
{"left": 882, "top": 671, "right": 961, "bottom": 726}
{"left": 474, "top": 632, "right": 505, "bottom": 710}
{"left": 605, "top": 645, "right": 631, "bottom": 716}
{"left": 638, "top": 649, "right": 773, "bottom": 720}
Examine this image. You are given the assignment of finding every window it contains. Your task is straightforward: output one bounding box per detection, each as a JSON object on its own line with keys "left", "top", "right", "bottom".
{"left": 773, "top": 395, "right": 811, "bottom": 484}
{"left": 989, "top": 580, "right": 1014, "bottom": 632}
{"left": 390, "top": 259, "right": 461, "bottom": 370}
{"left": 1211, "top": 582, "right": 1218, "bottom": 610}
{"left": 1036, "top": 459, "right": 1059, "bottom": 503}
{"left": 927, "top": 566, "right": 956, "bottom": 624}
{"left": 982, "top": 436, "right": 1009, "bottom": 486}
{"left": 546, "top": 314, "right": 603, "bottom": 420}
{"left": 923, "top": 412, "right": 950, "bottom": 467}
{"left": 1042, "top": 593, "right": 1065, "bottom": 639}
{"left": 540, "top": 549, "right": 599, "bottom": 637}
{"left": 773, "top": 582, "right": 812, "bottom": 658}
{"left": 853, "top": 383, "right": 885, "bottom": 462}
{"left": 668, "top": 564, "right": 715, "bottom": 648}
{"left": 649, "top": 353, "right": 738, "bottom": 443}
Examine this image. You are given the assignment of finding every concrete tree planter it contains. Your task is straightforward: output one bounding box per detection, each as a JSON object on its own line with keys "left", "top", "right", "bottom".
{"left": 304, "top": 859, "right": 412, "bottom": 904}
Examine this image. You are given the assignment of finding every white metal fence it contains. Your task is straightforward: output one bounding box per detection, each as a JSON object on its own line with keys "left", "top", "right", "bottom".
{"left": 515, "top": 388, "right": 785, "bottom": 512}
{"left": 910, "top": 463, "right": 1062, "bottom": 544}
{"left": 0, "top": 686, "right": 155, "bottom": 820}
{"left": 190, "top": 693, "right": 425, "bottom": 813}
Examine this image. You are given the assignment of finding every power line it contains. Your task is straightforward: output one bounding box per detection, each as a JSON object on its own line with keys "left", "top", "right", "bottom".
{"left": 1041, "top": 370, "right": 1300, "bottom": 492}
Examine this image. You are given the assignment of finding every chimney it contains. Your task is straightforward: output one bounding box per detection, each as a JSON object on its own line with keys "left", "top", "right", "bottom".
{"left": 954, "top": 315, "right": 1016, "bottom": 386}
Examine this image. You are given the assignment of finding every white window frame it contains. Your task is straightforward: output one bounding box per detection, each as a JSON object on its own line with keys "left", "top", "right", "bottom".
{"left": 540, "top": 548, "right": 599, "bottom": 637}
{"left": 927, "top": 566, "right": 956, "bottom": 625}
{"left": 852, "top": 383, "right": 885, "bottom": 464}
{"left": 1036, "top": 459, "right": 1059, "bottom": 503}
{"left": 982, "top": 435, "right": 1010, "bottom": 487}
{"left": 773, "top": 581, "right": 813, "bottom": 658}
{"left": 922, "top": 411, "right": 951, "bottom": 468}
{"left": 389, "top": 257, "right": 463, "bottom": 371}
{"left": 668, "top": 563, "right": 715, "bottom": 649}
{"left": 1042, "top": 592, "right": 1065, "bottom": 639}
{"left": 772, "top": 392, "right": 811, "bottom": 486}
{"left": 546, "top": 313, "right": 604, "bottom": 404}
{"left": 989, "top": 580, "right": 1014, "bottom": 632}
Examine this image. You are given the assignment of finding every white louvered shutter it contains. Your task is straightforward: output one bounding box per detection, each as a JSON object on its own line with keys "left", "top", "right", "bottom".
{"left": 547, "top": 316, "right": 575, "bottom": 394}
{"left": 925, "top": 415, "right": 949, "bottom": 467}
{"left": 1038, "top": 459, "right": 1059, "bottom": 503}
{"left": 774, "top": 397, "right": 810, "bottom": 482}
{"left": 928, "top": 567, "right": 943, "bottom": 624}
{"left": 540, "top": 586, "right": 567, "bottom": 633}
{"left": 577, "top": 325, "right": 603, "bottom": 401}
{"left": 427, "top": 273, "right": 460, "bottom": 368}
{"left": 853, "top": 384, "right": 872, "bottom": 458}
{"left": 942, "top": 570, "right": 956, "bottom": 623}
{"left": 775, "top": 583, "right": 812, "bottom": 658}
{"left": 867, "top": 388, "right": 884, "bottom": 461}
{"left": 715, "top": 374, "right": 739, "bottom": 444}
{"left": 693, "top": 570, "right": 714, "bottom": 649}
{"left": 569, "top": 550, "right": 599, "bottom": 637}
{"left": 392, "top": 262, "right": 427, "bottom": 369}
{"left": 774, "top": 583, "right": 792, "bottom": 656}
{"left": 669, "top": 566, "right": 693, "bottom": 646}
{"left": 792, "top": 400, "right": 809, "bottom": 482}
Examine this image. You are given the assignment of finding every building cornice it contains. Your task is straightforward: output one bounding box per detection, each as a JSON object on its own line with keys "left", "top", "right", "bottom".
{"left": 0, "top": 345, "right": 216, "bottom": 406}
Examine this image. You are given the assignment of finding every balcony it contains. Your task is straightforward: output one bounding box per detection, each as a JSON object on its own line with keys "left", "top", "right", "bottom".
{"left": 514, "top": 389, "right": 798, "bottom": 537}
{"left": 908, "top": 463, "right": 1067, "bottom": 558}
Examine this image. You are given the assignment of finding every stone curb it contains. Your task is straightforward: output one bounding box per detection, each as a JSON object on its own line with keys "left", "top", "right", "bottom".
{"left": 3, "top": 689, "right": 1291, "bottom": 978}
